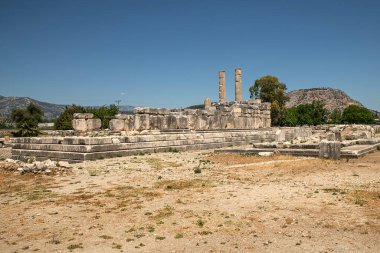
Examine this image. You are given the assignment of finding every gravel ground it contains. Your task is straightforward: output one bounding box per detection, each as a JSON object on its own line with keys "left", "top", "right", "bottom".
{"left": 0, "top": 147, "right": 11, "bottom": 160}
{"left": 0, "top": 150, "right": 379, "bottom": 252}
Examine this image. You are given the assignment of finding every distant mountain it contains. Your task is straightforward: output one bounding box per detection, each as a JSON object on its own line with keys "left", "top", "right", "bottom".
{"left": 286, "top": 87, "right": 379, "bottom": 120}
{"left": 0, "top": 95, "right": 135, "bottom": 120}
{"left": 286, "top": 88, "right": 363, "bottom": 111}
{"left": 0, "top": 96, "right": 66, "bottom": 120}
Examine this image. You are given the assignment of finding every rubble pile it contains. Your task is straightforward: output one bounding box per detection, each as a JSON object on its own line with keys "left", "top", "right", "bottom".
{"left": 0, "top": 158, "right": 71, "bottom": 174}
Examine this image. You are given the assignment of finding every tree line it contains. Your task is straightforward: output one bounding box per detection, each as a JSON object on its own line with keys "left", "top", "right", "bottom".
{"left": 249, "top": 75, "right": 376, "bottom": 126}
{"left": 5, "top": 75, "right": 376, "bottom": 137}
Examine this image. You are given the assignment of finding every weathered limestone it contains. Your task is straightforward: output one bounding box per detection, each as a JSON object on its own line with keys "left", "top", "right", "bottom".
{"left": 204, "top": 98, "right": 212, "bottom": 110}
{"left": 109, "top": 119, "right": 125, "bottom": 131}
{"left": 72, "top": 119, "right": 87, "bottom": 132}
{"left": 218, "top": 71, "right": 226, "bottom": 103}
{"left": 73, "top": 113, "right": 93, "bottom": 119}
{"left": 235, "top": 68, "right": 242, "bottom": 102}
{"left": 319, "top": 141, "right": 341, "bottom": 159}
{"left": 86, "top": 119, "right": 101, "bottom": 131}
{"left": 72, "top": 113, "right": 101, "bottom": 132}
{"left": 11, "top": 129, "right": 279, "bottom": 162}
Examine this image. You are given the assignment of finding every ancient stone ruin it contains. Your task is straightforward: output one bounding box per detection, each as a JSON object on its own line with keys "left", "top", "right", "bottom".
{"left": 104, "top": 68, "right": 271, "bottom": 132}
{"left": 10, "top": 68, "right": 380, "bottom": 163}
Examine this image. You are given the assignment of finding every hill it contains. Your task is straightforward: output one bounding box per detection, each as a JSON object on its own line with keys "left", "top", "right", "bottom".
{"left": 0, "top": 96, "right": 135, "bottom": 120}
{"left": 286, "top": 88, "right": 363, "bottom": 111}
{"left": 0, "top": 96, "right": 66, "bottom": 120}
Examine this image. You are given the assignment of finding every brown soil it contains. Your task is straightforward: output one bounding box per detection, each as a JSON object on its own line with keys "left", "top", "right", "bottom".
{"left": 1, "top": 150, "right": 379, "bottom": 252}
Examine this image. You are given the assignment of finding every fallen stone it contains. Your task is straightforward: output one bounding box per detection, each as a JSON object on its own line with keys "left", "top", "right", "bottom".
{"left": 258, "top": 152, "right": 274, "bottom": 157}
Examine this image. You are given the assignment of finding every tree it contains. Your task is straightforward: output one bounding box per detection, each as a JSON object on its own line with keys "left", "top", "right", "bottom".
{"left": 249, "top": 75, "right": 289, "bottom": 126}
{"left": 86, "top": 104, "right": 119, "bottom": 129}
{"left": 341, "top": 105, "right": 375, "bottom": 124}
{"left": 55, "top": 105, "right": 86, "bottom": 130}
{"left": 283, "top": 107, "right": 298, "bottom": 127}
{"left": 283, "top": 100, "right": 328, "bottom": 126}
{"left": 56, "top": 104, "right": 119, "bottom": 130}
{"left": 328, "top": 109, "right": 342, "bottom": 124}
{"left": 11, "top": 103, "right": 44, "bottom": 136}
{"left": 310, "top": 100, "right": 328, "bottom": 125}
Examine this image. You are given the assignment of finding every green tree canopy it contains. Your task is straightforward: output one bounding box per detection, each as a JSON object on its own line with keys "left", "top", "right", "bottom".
{"left": 86, "top": 104, "right": 119, "bottom": 129}
{"left": 249, "top": 75, "right": 289, "bottom": 126}
{"left": 341, "top": 105, "right": 375, "bottom": 124}
{"left": 328, "top": 109, "right": 342, "bottom": 124}
{"left": 11, "top": 103, "right": 44, "bottom": 136}
{"left": 284, "top": 100, "right": 328, "bottom": 126}
{"left": 55, "top": 104, "right": 119, "bottom": 130}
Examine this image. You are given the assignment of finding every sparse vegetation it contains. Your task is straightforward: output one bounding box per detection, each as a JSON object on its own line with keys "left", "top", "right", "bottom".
{"left": 11, "top": 102, "right": 43, "bottom": 136}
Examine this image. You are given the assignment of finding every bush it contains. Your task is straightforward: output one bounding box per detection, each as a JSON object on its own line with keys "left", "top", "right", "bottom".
{"left": 284, "top": 100, "right": 328, "bottom": 126}
{"left": 55, "top": 105, "right": 85, "bottom": 130}
{"left": 283, "top": 107, "right": 298, "bottom": 127}
{"left": 86, "top": 104, "right": 118, "bottom": 129}
{"left": 341, "top": 105, "right": 375, "bottom": 124}
{"left": 11, "top": 103, "right": 43, "bottom": 137}
{"left": 328, "top": 109, "right": 342, "bottom": 124}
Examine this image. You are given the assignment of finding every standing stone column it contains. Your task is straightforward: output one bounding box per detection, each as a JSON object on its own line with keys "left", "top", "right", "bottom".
{"left": 218, "top": 71, "right": 226, "bottom": 103}
{"left": 204, "top": 98, "right": 212, "bottom": 110}
{"left": 235, "top": 68, "right": 242, "bottom": 102}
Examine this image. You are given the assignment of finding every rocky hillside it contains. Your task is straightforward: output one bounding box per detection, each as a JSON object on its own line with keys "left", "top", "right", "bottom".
{"left": 0, "top": 96, "right": 66, "bottom": 120}
{"left": 0, "top": 95, "right": 135, "bottom": 120}
{"left": 286, "top": 88, "right": 363, "bottom": 111}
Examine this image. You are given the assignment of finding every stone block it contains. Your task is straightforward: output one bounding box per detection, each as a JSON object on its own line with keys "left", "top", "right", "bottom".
{"left": 133, "top": 107, "right": 148, "bottom": 114}
{"left": 115, "top": 114, "right": 129, "bottom": 120}
{"left": 157, "top": 108, "right": 170, "bottom": 115}
{"left": 327, "top": 133, "right": 335, "bottom": 141}
{"left": 178, "top": 116, "right": 189, "bottom": 129}
{"left": 109, "top": 119, "right": 125, "bottom": 131}
{"left": 72, "top": 119, "right": 87, "bottom": 132}
{"left": 204, "top": 98, "right": 212, "bottom": 110}
{"left": 319, "top": 141, "right": 341, "bottom": 160}
{"left": 137, "top": 114, "right": 150, "bottom": 130}
{"left": 166, "top": 115, "right": 178, "bottom": 129}
{"left": 275, "top": 130, "right": 285, "bottom": 142}
{"left": 86, "top": 118, "right": 101, "bottom": 131}
{"left": 73, "top": 113, "right": 94, "bottom": 119}
{"left": 125, "top": 116, "right": 135, "bottom": 131}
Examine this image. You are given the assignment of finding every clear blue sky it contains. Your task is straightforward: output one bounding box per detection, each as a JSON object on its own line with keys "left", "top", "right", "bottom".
{"left": 1, "top": 0, "right": 379, "bottom": 110}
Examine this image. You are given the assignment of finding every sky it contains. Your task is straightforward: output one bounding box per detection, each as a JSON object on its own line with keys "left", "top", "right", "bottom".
{"left": 0, "top": 0, "right": 379, "bottom": 110}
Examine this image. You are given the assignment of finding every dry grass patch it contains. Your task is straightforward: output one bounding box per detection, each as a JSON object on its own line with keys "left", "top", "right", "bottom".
{"left": 151, "top": 205, "right": 175, "bottom": 221}
{"left": 106, "top": 185, "right": 161, "bottom": 200}
{"left": 242, "top": 159, "right": 334, "bottom": 172}
{"left": 155, "top": 179, "right": 213, "bottom": 191}
{"left": 349, "top": 190, "right": 380, "bottom": 207}
{"left": 146, "top": 158, "right": 182, "bottom": 169}
{"left": 0, "top": 170, "right": 55, "bottom": 200}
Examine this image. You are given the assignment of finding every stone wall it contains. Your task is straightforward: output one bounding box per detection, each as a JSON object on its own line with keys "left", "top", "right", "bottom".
{"left": 12, "top": 129, "right": 277, "bottom": 163}
{"left": 108, "top": 100, "right": 271, "bottom": 132}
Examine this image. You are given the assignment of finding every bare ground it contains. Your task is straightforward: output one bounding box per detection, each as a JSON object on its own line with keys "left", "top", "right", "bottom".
{"left": 0, "top": 149, "right": 379, "bottom": 253}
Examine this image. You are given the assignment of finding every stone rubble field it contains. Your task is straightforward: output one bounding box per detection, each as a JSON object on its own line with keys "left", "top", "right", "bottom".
{"left": 0, "top": 149, "right": 379, "bottom": 253}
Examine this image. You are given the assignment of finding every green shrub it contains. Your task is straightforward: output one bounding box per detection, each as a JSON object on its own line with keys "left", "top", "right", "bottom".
{"left": 341, "top": 105, "right": 375, "bottom": 124}
{"left": 328, "top": 109, "right": 342, "bottom": 124}
{"left": 86, "top": 104, "right": 118, "bottom": 129}
{"left": 55, "top": 105, "right": 85, "bottom": 130}
{"left": 284, "top": 100, "right": 328, "bottom": 126}
{"left": 11, "top": 103, "right": 43, "bottom": 136}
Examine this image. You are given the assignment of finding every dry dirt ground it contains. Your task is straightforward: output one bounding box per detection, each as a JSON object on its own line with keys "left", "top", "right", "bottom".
{"left": 1, "top": 149, "right": 379, "bottom": 253}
